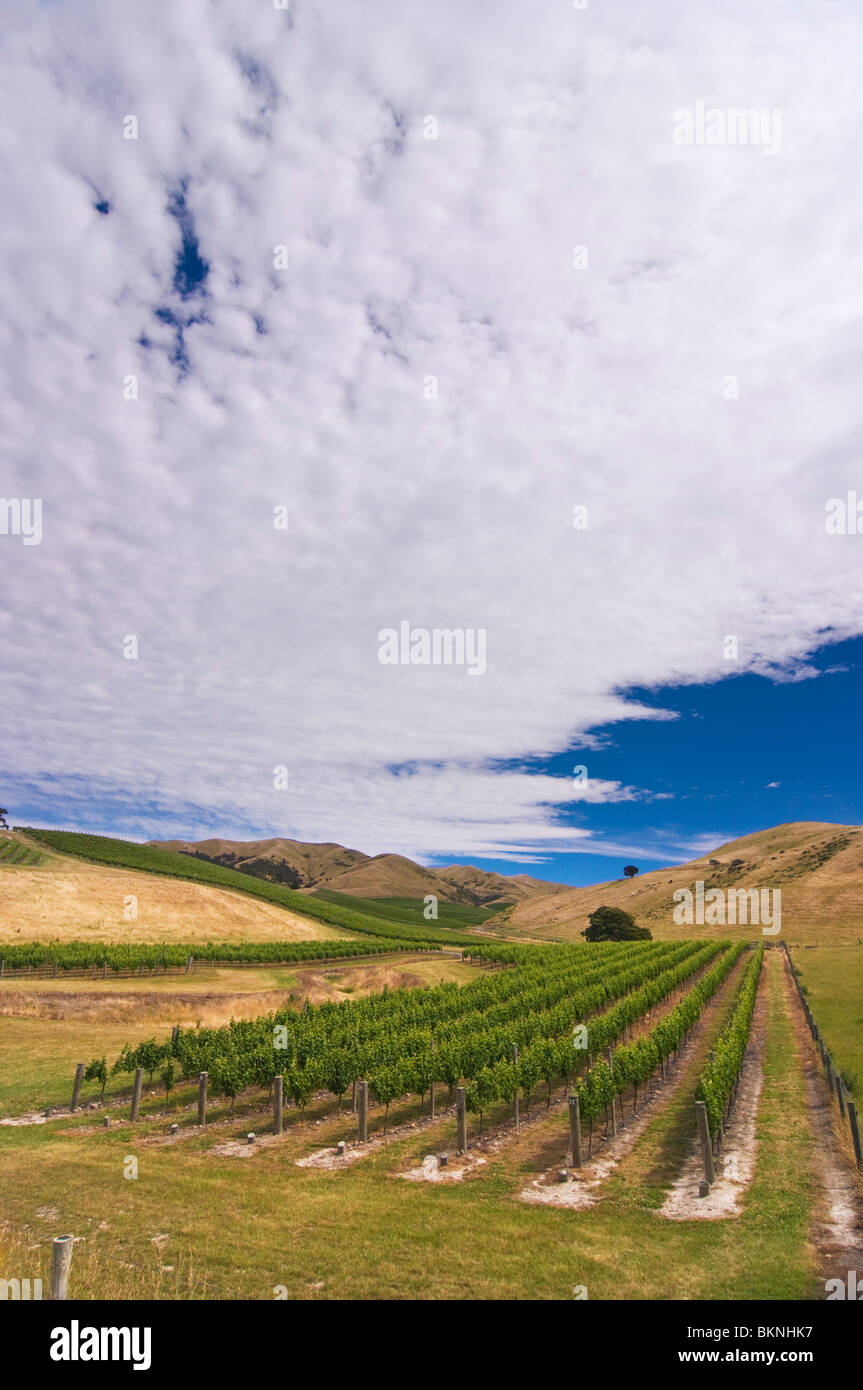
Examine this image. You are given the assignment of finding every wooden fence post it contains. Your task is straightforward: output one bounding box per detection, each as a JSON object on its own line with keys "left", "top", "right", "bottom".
{"left": 358, "top": 1079, "right": 368, "bottom": 1142}
{"left": 51, "top": 1235, "right": 74, "bottom": 1301}
{"left": 568, "top": 1094, "right": 583, "bottom": 1168}
{"left": 512, "top": 1044, "right": 519, "bottom": 1128}
{"left": 848, "top": 1101, "right": 863, "bottom": 1169}
{"left": 70, "top": 1063, "right": 85, "bottom": 1112}
{"left": 130, "top": 1067, "right": 143, "bottom": 1122}
{"left": 185, "top": 955, "right": 193, "bottom": 975}
{"left": 456, "top": 1086, "right": 467, "bottom": 1153}
{"left": 197, "top": 1071, "right": 208, "bottom": 1127}
{"left": 695, "top": 1101, "right": 716, "bottom": 1185}
{"left": 274, "top": 1075, "right": 283, "bottom": 1136}
{"left": 610, "top": 1093, "right": 618, "bottom": 1137}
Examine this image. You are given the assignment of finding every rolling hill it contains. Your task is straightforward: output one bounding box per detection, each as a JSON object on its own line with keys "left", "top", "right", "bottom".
{"left": 149, "top": 836, "right": 568, "bottom": 904}
{"left": 504, "top": 822, "right": 863, "bottom": 945}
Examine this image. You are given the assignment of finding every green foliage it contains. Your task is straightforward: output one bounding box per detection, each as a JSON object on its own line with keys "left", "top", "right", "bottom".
{"left": 0, "top": 937, "right": 431, "bottom": 972}
{"left": 574, "top": 941, "right": 748, "bottom": 1122}
{"left": 696, "top": 945, "right": 765, "bottom": 1134}
{"left": 83, "top": 1057, "right": 107, "bottom": 1099}
{"left": 582, "top": 905, "right": 651, "bottom": 942}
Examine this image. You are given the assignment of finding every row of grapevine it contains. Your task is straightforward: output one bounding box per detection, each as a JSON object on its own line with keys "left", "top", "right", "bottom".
{"left": 0, "top": 936, "right": 434, "bottom": 972}
{"left": 572, "top": 941, "right": 750, "bottom": 1128}
{"left": 695, "top": 944, "right": 765, "bottom": 1137}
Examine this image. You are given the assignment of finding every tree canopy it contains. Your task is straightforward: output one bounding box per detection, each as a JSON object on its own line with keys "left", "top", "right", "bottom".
{"left": 582, "top": 905, "right": 652, "bottom": 942}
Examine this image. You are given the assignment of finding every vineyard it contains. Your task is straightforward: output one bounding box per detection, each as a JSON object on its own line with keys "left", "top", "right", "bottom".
{"left": 94, "top": 940, "right": 738, "bottom": 1120}
{"left": 0, "top": 839, "right": 44, "bottom": 866}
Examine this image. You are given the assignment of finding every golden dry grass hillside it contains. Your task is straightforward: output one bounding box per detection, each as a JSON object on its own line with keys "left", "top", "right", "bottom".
{"left": 504, "top": 822, "right": 863, "bottom": 945}
{"left": 150, "top": 835, "right": 567, "bottom": 903}
{"left": 0, "top": 834, "right": 350, "bottom": 945}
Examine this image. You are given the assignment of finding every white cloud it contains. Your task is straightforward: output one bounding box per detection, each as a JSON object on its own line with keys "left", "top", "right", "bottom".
{"left": 2, "top": 1, "right": 862, "bottom": 856}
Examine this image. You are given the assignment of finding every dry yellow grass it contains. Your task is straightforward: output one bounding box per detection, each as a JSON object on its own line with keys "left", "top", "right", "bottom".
{"left": 0, "top": 854, "right": 350, "bottom": 946}
{"left": 0, "top": 957, "right": 477, "bottom": 1028}
{"left": 506, "top": 822, "right": 863, "bottom": 945}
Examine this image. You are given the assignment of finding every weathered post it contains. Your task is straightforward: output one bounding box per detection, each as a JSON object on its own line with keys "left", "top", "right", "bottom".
{"left": 197, "top": 1071, "right": 208, "bottom": 1127}
{"left": 512, "top": 1043, "right": 519, "bottom": 1128}
{"left": 50, "top": 1235, "right": 74, "bottom": 1301}
{"left": 695, "top": 1101, "right": 716, "bottom": 1184}
{"left": 70, "top": 1063, "right": 85, "bottom": 1112}
{"left": 185, "top": 955, "right": 193, "bottom": 975}
{"left": 102, "top": 962, "right": 108, "bottom": 980}
{"left": 610, "top": 1093, "right": 618, "bottom": 1138}
{"left": 130, "top": 1067, "right": 143, "bottom": 1122}
{"left": 358, "top": 1079, "right": 368, "bottom": 1142}
{"left": 456, "top": 1086, "right": 467, "bottom": 1153}
{"left": 1, "top": 958, "right": 5, "bottom": 979}
{"left": 848, "top": 1101, "right": 863, "bottom": 1169}
{"left": 274, "top": 1075, "right": 283, "bottom": 1136}
{"left": 568, "top": 1094, "right": 583, "bottom": 1168}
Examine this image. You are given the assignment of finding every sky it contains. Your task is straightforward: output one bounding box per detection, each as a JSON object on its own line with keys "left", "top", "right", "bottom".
{"left": 2, "top": 0, "right": 863, "bottom": 887}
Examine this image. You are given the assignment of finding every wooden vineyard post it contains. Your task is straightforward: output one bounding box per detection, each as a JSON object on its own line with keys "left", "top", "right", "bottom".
{"left": 130, "top": 1067, "right": 143, "bottom": 1122}
{"left": 512, "top": 1044, "right": 519, "bottom": 1128}
{"left": 357, "top": 1079, "right": 368, "bottom": 1142}
{"left": 274, "top": 1075, "right": 283, "bottom": 1136}
{"left": 695, "top": 1101, "right": 716, "bottom": 1185}
{"left": 848, "top": 1102, "right": 863, "bottom": 1170}
{"left": 51, "top": 1235, "right": 74, "bottom": 1301}
{"left": 351, "top": 1078, "right": 356, "bottom": 1114}
{"left": 610, "top": 1093, "right": 618, "bottom": 1138}
{"left": 185, "top": 955, "right": 193, "bottom": 975}
{"left": 568, "top": 1094, "right": 583, "bottom": 1168}
{"left": 70, "top": 1062, "right": 85, "bottom": 1113}
{"left": 456, "top": 1086, "right": 467, "bottom": 1153}
{"left": 197, "top": 1071, "right": 208, "bottom": 1127}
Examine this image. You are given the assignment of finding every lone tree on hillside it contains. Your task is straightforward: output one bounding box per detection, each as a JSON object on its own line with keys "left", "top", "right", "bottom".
{"left": 0, "top": 808, "right": 8, "bottom": 830}
{"left": 582, "top": 905, "right": 652, "bottom": 942}
{"left": 623, "top": 864, "right": 639, "bottom": 879}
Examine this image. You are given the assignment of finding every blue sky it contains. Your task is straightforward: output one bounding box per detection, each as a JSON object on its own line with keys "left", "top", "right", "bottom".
{"left": 432, "top": 635, "right": 862, "bottom": 886}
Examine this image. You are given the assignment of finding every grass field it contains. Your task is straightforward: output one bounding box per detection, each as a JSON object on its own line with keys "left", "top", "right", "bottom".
{"left": 789, "top": 945, "right": 863, "bottom": 1101}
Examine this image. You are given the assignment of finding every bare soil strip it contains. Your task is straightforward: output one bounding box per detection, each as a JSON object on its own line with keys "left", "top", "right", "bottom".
{"left": 780, "top": 950, "right": 863, "bottom": 1288}
{"left": 661, "top": 960, "right": 768, "bottom": 1221}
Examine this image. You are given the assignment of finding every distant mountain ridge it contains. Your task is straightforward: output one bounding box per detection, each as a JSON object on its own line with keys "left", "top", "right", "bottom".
{"left": 148, "top": 836, "right": 568, "bottom": 905}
